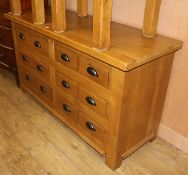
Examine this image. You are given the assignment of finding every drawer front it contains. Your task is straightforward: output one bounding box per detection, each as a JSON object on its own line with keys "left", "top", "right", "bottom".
{"left": 15, "top": 25, "right": 29, "bottom": 47}
{"left": 55, "top": 42, "right": 78, "bottom": 71}
{"left": 78, "top": 54, "right": 110, "bottom": 88}
{"left": 0, "top": 27, "right": 14, "bottom": 48}
{"left": 36, "top": 81, "right": 52, "bottom": 100}
{"left": 0, "top": 45, "right": 16, "bottom": 67}
{"left": 57, "top": 96, "right": 78, "bottom": 123}
{"left": 28, "top": 31, "right": 49, "bottom": 59}
{"left": 21, "top": 69, "right": 37, "bottom": 88}
{"left": 19, "top": 51, "right": 50, "bottom": 80}
{"left": 0, "top": 13, "right": 11, "bottom": 27}
{"left": 56, "top": 71, "right": 78, "bottom": 98}
{"left": 77, "top": 112, "right": 105, "bottom": 146}
{"left": 78, "top": 87, "right": 107, "bottom": 116}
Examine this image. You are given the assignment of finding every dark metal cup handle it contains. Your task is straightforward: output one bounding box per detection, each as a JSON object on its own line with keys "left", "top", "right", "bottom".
{"left": 34, "top": 41, "right": 41, "bottom": 48}
{"left": 86, "top": 96, "right": 96, "bottom": 106}
{"left": 87, "top": 67, "right": 98, "bottom": 77}
{"left": 19, "top": 33, "right": 25, "bottom": 40}
{"left": 61, "top": 80, "right": 70, "bottom": 89}
{"left": 86, "top": 122, "right": 96, "bottom": 131}
{"left": 63, "top": 104, "right": 71, "bottom": 113}
{"left": 40, "top": 86, "right": 47, "bottom": 93}
{"left": 37, "top": 65, "right": 44, "bottom": 72}
{"left": 61, "top": 54, "right": 70, "bottom": 62}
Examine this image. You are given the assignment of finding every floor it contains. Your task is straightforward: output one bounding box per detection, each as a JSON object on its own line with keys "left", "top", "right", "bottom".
{"left": 0, "top": 69, "right": 188, "bottom": 175}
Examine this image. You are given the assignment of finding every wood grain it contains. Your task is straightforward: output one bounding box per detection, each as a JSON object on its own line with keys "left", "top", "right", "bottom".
{"left": 77, "top": 0, "right": 88, "bottom": 17}
{"left": 93, "top": 0, "right": 112, "bottom": 50}
{"left": 142, "top": 0, "right": 162, "bottom": 37}
{"left": 10, "top": 0, "right": 21, "bottom": 15}
{"left": 31, "top": 0, "right": 45, "bottom": 24}
{"left": 51, "top": 0, "right": 66, "bottom": 32}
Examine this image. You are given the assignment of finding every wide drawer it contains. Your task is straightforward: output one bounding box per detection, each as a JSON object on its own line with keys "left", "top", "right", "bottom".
{"left": 0, "top": 45, "right": 16, "bottom": 67}
{"left": 0, "top": 27, "right": 14, "bottom": 48}
{"left": 0, "top": 13, "right": 11, "bottom": 28}
{"left": 77, "top": 112, "right": 105, "bottom": 147}
{"left": 78, "top": 53, "right": 110, "bottom": 88}
{"left": 78, "top": 87, "right": 107, "bottom": 116}
{"left": 15, "top": 25, "right": 49, "bottom": 59}
{"left": 18, "top": 51, "right": 50, "bottom": 81}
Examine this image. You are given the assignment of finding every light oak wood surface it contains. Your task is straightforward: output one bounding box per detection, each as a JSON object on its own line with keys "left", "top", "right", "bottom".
{"left": 10, "top": 0, "right": 21, "bottom": 15}
{"left": 5, "top": 9, "right": 182, "bottom": 71}
{"left": 77, "top": 0, "right": 88, "bottom": 17}
{"left": 0, "top": 69, "right": 188, "bottom": 175}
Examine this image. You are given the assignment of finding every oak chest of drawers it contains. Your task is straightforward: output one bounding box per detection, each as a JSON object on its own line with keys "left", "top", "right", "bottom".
{"left": 6, "top": 5, "right": 183, "bottom": 170}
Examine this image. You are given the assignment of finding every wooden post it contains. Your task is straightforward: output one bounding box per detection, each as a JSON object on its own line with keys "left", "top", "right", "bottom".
{"left": 77, "top": 0, "right": 88, "bottom": 17}
{"left": 10, "top": 0, "right": 21, "bottom": 15}
{"left": 51, "top": 0, "right": 66, "bottom": 32}
{"left": 142, "top": 0, "right": 162, "bottom": 37}
{"left": 93, "top": 0, "right": 112, "bottom": 50}
{"left": 31, "top": 0, "right": 45, "bottom": 24}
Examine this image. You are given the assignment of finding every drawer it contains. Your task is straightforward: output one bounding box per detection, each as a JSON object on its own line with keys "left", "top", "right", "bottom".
{"left": 0, "top": 45, "right": 16, "bottom": 67}
{"left": 15, "top": 25, "right": 29, "bottom": 47}
{"left": 0, "top": 13, "right": 11, "bottom": 28}
{"left": 21, "top": 69, "right": 37, "bottom": 89}
{"left": 0, "top": 27, "right": 14, "bottom": 48}
{"left": 55, "top": 42, "right": 78, "bottom": 71}
{"left": 56, "top": 71, "right": 78, "bottom": 98}
{"left": 78, "top": 54, "right": 110, "bottom": 88}
{"left": 57, "top": 96, "right": 78, "bottom": 123}
{"left": 36, "top": 81, "right": 52, "bottom": 100}
{"left": 28, "top": 31, "right": 49, "bottom": 59}
{"left": 19, "top": 51, "right": 50, "bottom": 80}
{"left": 77, "top": 112, "right": 105, "bottom": 146}
{"left": 78, "top": 87, "right": 107, "bottom": 116}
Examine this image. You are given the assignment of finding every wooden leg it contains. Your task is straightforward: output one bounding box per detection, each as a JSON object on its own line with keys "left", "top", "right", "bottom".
{"left": 149, "top": 134, "right": 157, "bottom": 142}
{"left": 14, "top": 71, "right": 20, "bottom": 87}
{"left": 105, "top": 153, "right": 122, "bottom": 170}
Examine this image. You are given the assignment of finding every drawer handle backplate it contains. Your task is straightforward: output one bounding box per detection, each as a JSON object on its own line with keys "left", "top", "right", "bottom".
{"left": 61, "top": 80, "right": 70, "bottom": 89}
{"left": 86, "top": 96, "right": 96, "bottom": 106}
{"left": 86, "top": 122, "right": 96, "bottom": 132}
{"left": 63, "top": 104, "right": 71, "bottom": 113}
{"left": 19, "top": 33, "right": 25, "bottom": 40}
{"left": 87, "top": 67, "right": 98, "bottom": 77}
{"left": 61, "top": 54, "right": 70, "bottom": 62}
{"left": 40, "top": 86, "right": 47, "bottom": 93}
{"left": 37, "top": 65, "right": 44, "bottom": 72}
{"left": 34, "top": 41, "right": 41, "bottom": 48}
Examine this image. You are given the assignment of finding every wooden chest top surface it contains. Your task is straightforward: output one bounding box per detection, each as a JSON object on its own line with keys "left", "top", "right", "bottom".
{"left": 5, "top": 8, "right": 183, "bottom": 71}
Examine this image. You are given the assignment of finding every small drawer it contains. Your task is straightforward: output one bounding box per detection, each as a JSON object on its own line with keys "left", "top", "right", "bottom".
{"left": 19, "top": 52, "right": 50, "bottom": 80}
{"left": 32, "top": 59, "right": 50, "bottom": 80}
{"left": 55, "top": 42, "right": 78, "bottom": 71}
{"left": 56, "top": 71, "right": 78, "bottom": 98}
{"left": 37, "top": 81, "right": 52, "bottom": 100}
{"left": 57, "top": 96, "right": 78, "bottom": 123}
{"left": 0, "top": 27, "right": 14, "bottom": 48}
{"left": 15, "top": 25, "right": 29, "bottom": 46}
{"left": 0, "top": 13, "right": 11, "bottom": 28}
{"left": 0, "top": 45, "right": 16, "bottom": 67}
{"left": 28, "top": 31, "right": 49, "bottom": 59}
{"left": 77, "top": 112, "right": 105, "bottom": 145}
{"left": 21, "top": 69, "right": 36, "bottom": 88}
{"left": 78, "top": 87, "right": 107, "bottom": 116}
{"left": 78, "top": 54, "right": 110, "bottom": 88}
